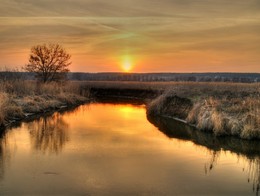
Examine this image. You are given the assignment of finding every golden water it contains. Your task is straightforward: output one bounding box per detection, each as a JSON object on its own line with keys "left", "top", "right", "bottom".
{"left": 0, "top": 103, "right": 258, "bottom": 195}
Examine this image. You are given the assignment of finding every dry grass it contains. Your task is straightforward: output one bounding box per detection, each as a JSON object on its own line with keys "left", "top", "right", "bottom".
{"left": 143, "top": 82, "right": 260, "bottom": 140}
{"left": 0, "top": 80, "right": 88, "bottom": 127}
{"left": 185, "top": 96, "right": 260, "bottom": 139}
{"left": 0, "top": 93, "right": 8, "bottom": 124}
{"left": 0, "top": 93, "right": 24, "bottom": 124}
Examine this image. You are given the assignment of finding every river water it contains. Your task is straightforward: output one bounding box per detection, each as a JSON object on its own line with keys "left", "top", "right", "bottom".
{"left": 0, "top": 103, "right": 259, "bottom": 195}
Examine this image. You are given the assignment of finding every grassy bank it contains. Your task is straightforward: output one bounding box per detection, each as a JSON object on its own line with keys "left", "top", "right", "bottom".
{"left": 81, "top": 81, "right": 260, "bottom": 140}
{"left": 146, "top": 82, "right": 260, "bottom": 140}
{"left": 0, "top": 80, "right": 88, "bottom": 128}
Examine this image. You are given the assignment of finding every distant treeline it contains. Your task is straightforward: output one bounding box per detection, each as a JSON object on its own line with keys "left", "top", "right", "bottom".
{"left": 0, "top": 71, "right": 33, "bottom": 81}
{"left": 1, "top": 71, "right": 260, "bottom": 83}
{"left": 68, "top": 72, "right": 260, "bottom": 83}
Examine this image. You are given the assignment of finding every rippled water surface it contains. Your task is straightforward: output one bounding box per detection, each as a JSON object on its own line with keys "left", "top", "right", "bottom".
{"left": 0, "top": 103, "right": 259, "bottom": 195}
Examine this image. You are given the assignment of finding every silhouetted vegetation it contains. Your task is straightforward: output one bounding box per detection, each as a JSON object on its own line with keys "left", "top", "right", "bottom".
{"left": 24, "top": 44, "right": 71, "bottom": 83}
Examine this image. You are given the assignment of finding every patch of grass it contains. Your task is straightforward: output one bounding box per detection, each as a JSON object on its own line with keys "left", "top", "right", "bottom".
{"left": 0, "top": 93, "right": 24, "bottom": 125}
{"left": 0, "top": 80, "right": 89, "bottom": 127}
{"left": 142, "top": 82, "right": 260, "bottom": 140}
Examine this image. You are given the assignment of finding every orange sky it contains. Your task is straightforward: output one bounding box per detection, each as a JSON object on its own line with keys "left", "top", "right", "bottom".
{"left": 0, "top": 0, "right": 260, "bottom": 72}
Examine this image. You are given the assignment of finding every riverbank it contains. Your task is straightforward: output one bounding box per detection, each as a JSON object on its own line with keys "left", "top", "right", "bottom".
{"left": 82, "top": 81, "right": 260, "bottom": 140}
{"left": 0, "top": 81, "right": 89, "bottom": 129}
{"left": 146, "top": 83, "right": 260, "bottom": 140}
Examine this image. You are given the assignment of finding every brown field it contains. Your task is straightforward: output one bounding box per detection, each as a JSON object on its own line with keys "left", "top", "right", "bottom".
{"left": 78, "top": 80, "right": 259, "bottom": 93}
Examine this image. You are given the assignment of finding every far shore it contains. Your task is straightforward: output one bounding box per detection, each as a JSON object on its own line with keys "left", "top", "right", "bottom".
{"left": 1, "top": 80, "right": 260, "bottom": 140}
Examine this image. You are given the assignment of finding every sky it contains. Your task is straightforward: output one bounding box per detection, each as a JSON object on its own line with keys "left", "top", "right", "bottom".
{"left": 0, "top": 0, "right": 260, "bottom": 73}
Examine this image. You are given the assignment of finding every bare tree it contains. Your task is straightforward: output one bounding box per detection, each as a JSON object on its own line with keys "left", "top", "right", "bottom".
{"left": 25, "top": 43, "right": 71, "bottom": 83}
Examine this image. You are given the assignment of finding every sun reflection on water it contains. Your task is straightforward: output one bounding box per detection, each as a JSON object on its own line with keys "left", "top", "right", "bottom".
{"left": 0, "top": 103, "right": 259, "bottom": 195}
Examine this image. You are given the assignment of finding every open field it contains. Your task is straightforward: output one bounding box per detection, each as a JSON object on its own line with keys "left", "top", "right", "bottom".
{"left": 79, "top": 81, "right": 260, "bottom": 94}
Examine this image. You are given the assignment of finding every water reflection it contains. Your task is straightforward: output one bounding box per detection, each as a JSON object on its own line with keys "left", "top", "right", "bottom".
{"left": 27, "top": 112, "right": 69, "bottom": 154}
{"left": 0, "top": 132, "right": 7, "bottom": 179}
{"left": 0, "top": 103, "right": 259, "bottom": 195}
{"left": 0, "top": 130, "right": 15, "bottom": 181}
{"left": 204, "top": 151, "right": 220, "bottom": 175}
{"left": 246, "top": 158, "right": 260, "bottom": 195}
{"left": 147, "top": 114, "right": 260, "bottom": 195}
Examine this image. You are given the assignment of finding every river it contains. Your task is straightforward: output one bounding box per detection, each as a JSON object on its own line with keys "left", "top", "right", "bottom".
{"left": 0, "top": 103, "right": 259, "bottom": 195}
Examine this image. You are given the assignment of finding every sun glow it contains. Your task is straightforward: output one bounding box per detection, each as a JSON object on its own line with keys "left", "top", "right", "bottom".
{"left": 121, "top": 55, "right": 133, "bottom": 72}
{"left": 123, "top": 61, "right": 132, "bottom": 72}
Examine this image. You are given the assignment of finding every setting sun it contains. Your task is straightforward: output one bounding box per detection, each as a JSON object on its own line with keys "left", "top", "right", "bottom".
{"left": 122, "top": 61, "right": 132, "bottom": 72}
{"left": 121, "top": 55, "right": 133, "bottom": 72}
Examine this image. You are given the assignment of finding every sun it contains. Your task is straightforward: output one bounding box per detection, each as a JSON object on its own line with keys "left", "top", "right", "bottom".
{"left": 122, "top": 61, "right": 132, "bottom": 72}
{"left": 121, "top": 55, "right": 133, "bottom": 72}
